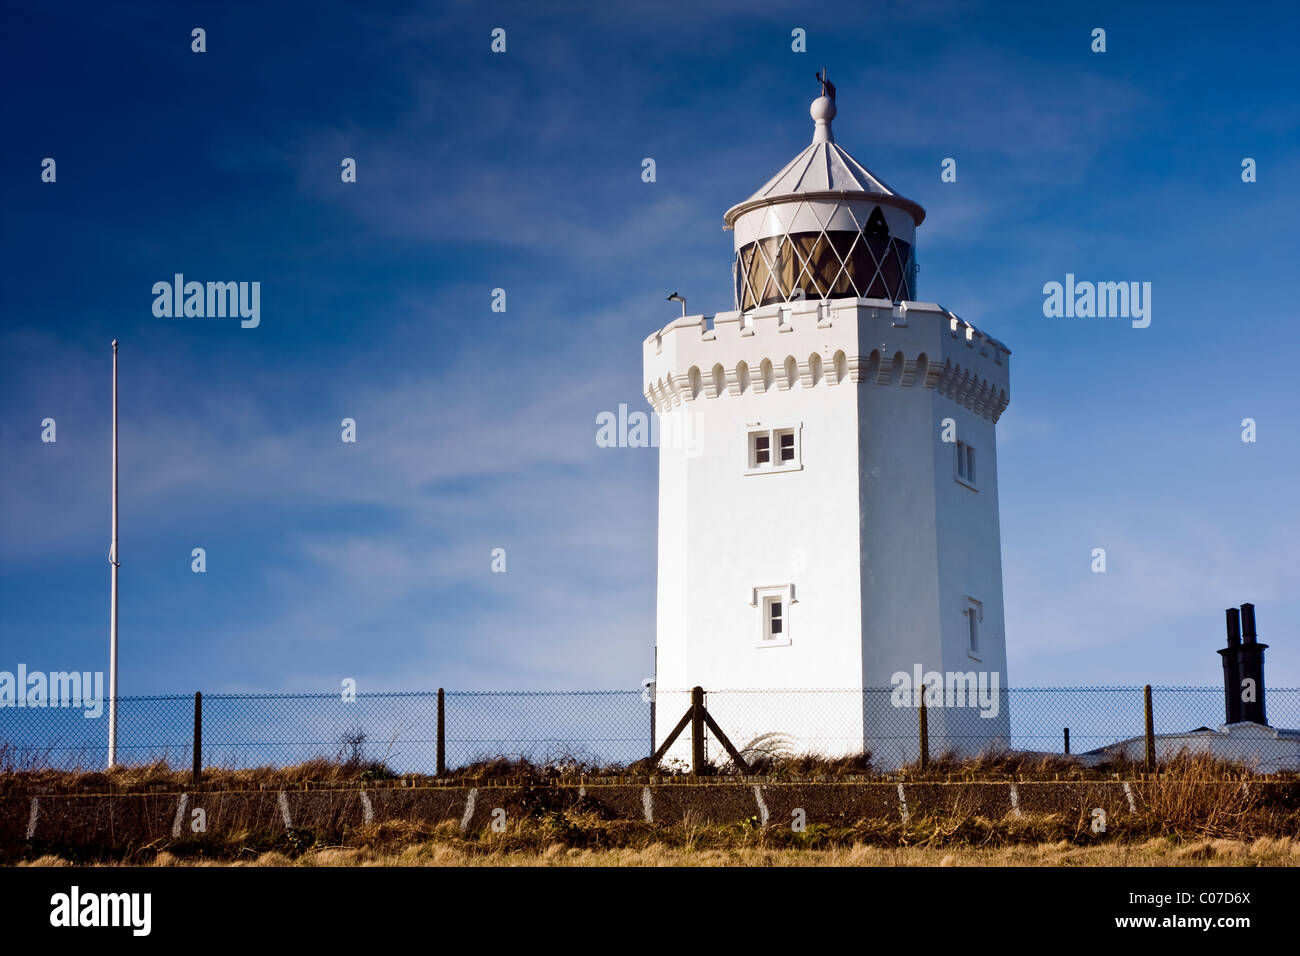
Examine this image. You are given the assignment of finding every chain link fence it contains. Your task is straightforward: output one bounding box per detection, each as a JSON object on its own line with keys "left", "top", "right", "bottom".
{"left": 1, "top": 686, "right": 1297, "bottom": 774}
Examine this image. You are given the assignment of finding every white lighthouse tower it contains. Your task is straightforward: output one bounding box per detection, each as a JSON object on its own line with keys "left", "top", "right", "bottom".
{"left": 644, "top": 83, "right": 1013, "bottom": 768}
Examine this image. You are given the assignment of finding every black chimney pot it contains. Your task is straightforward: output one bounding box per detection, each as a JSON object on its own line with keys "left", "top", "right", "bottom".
{"left": 1219, "top": 608, "right": 1243, "bottom": 724}
{"left": 1235, "top": 603, "right": 1268, "bottom": 725}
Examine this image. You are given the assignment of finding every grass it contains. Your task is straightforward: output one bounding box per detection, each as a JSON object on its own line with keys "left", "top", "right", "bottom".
{"left": 18, "top": 825, "right": 1300, "bottom": 867}
{"left": 5, "top": 747, "right": 1292, "bottom": 795}
{"left": 0, "top": 751, "right": 400, "bottom": 796}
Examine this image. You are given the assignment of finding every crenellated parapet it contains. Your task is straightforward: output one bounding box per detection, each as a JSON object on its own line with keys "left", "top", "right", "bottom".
{"left": 643, "top": 298, "right": 1011, "bottom": 422}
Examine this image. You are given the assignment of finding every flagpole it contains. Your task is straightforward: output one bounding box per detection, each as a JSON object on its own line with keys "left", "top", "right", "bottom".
{"left": 108, "top": 339, "right": 119, "bottom": 768}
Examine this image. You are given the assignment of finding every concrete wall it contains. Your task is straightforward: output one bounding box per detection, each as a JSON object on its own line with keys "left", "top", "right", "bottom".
{"left": 2, "top": 778, "right": 1199, "bottom": 860}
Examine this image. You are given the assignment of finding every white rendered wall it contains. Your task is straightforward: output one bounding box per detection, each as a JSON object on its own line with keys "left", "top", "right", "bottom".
{"left": 1089, "top": 723, "right": 1300, "bottom": 774}
{"left": 645, "top": 298, "right": 1012, "bottom": 768}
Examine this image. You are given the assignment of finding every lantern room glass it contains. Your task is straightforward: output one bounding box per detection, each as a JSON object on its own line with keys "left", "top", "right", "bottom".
{"left": 732, "top": 203, "right": 917, "bottom": 311}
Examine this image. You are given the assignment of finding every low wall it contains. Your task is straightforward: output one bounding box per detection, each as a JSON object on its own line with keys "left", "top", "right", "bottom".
{"left": 6, "top": 776, "right": 1276, "bottom": 858}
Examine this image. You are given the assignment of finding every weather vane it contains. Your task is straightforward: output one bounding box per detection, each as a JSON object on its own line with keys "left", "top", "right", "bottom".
{"left": 816, "top": 68, "right": 835, "bottom": 100}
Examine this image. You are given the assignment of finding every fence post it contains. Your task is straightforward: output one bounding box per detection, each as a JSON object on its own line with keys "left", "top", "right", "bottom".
{"left": 918, "top": 695, "right": 929, "bottom": 769}
{"left": 1143, "top": 684, "right": 1155, "bottom": 774}
{"left": 436, "top": 688, "right": 446, "bottom": 776}
{"left": 691, "top": 686, "right": 705, "bottom": 774}
{"left": 192, "top": 691, "right": 202, "bottom": 786}
{"left": 1063, "top": 727, "right": 1070, "bottom": 755}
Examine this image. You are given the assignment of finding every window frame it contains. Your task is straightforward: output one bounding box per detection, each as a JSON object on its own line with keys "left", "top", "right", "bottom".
{"left": 964, "top": 597, "right": 983, "bottom": 661}
{"left": 765, "top": 596, "right": 784, "bottom": 638}
{"left": 955, "top": 439, "right": 978, "bottom": 490}
{"left": 746, "top": 423, "right": 803, "bottom": 476}
{"left": 751, "top": 584, "right": 795, "bottom": 647}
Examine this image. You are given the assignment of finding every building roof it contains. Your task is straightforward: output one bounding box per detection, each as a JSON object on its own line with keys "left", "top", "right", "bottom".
{"left": 723, "top": 94, "right": 926, "bottom": 229}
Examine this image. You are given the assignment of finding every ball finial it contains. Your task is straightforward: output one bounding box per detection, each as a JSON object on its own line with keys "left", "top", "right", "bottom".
{"left": 810, "top": 95, "right": 836, "bottom": 143}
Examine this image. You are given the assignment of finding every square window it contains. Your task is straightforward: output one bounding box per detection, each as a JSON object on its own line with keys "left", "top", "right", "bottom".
{"left": 746, "top": 425, "right": 802, "bottom": 475}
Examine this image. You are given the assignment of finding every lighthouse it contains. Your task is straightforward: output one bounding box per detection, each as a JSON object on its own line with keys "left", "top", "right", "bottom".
{"left": 643, "top": 83, "right": 1013, "bottom": 768}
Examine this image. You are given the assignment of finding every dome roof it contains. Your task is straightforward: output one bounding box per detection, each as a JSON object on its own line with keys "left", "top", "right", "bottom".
{"left": 723, "top": 94, "right": 925, "bottom": 229}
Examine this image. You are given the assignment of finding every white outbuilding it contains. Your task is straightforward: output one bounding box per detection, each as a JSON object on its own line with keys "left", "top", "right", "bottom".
{"left": 1082, "top": 605, "right": 1300, "bottom": 772}
{"left": 644, "top": 84, "right": 1013, "bottom": 768}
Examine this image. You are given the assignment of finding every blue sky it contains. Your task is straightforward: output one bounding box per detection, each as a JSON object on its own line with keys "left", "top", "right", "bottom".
{"left": 1, "top": 1, "right": 1297, "bottom": 695}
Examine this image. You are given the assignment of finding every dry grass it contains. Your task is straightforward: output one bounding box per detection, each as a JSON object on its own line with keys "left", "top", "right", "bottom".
{"left": 7, "top": 748, "right": 1293, "bottom": 795}
{"left": 899, "top": 749, "right": 1141, "bottom": 780}
{"left": 0, "top": 755, "right": 654, "bottom": 795}
{"left": 1135, "top": 753, "right": 1276, "bottom": 838}
{"left": 22, "top": 835, "right": 1300, "bottom": 867}
{"left": 0, "top": 756, "right": 400, "bottom": 796}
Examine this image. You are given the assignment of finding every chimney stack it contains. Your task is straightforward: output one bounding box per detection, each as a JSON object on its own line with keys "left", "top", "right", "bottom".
{"left": 1218, "top": 608, "right": 1242, "bottom": 724}
{"left": 1236, "top": 603, "right": 1268, "bottom": 725}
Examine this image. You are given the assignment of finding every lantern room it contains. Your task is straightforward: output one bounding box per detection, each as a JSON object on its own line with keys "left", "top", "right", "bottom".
{"left": 722, "top": 89, "right": 927, "bottom": 312}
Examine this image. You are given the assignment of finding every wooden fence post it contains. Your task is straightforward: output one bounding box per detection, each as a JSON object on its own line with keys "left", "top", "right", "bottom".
{"left": 1143, "top": 684, "right": 1155, "bottom": 774}
{"left": 436, "top": 688, "right": 446, "bottom": 776}
{"left": 918, "top": 695, "right": 929, "bottom": 769}
{"left": 1063, "top": 727, "right": 1070, "bottom": 755}
{"left": 691, "top": 686, "right": 705, "bottom": 774}
{"left": 192, "top": 691, "right": 202, "bottom": 786}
